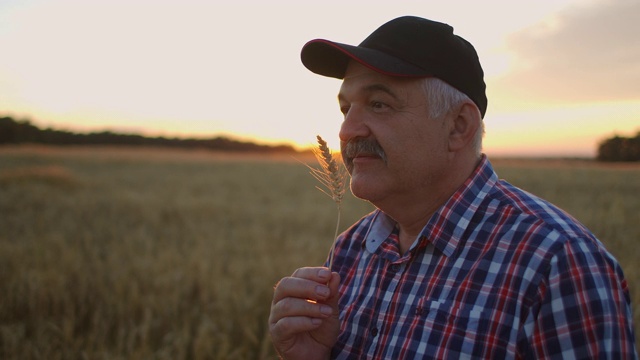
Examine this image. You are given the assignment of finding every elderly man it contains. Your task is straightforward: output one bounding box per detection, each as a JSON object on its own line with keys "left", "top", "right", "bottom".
{"left": 269, "top": 16, "right": 637, "bottom": 359}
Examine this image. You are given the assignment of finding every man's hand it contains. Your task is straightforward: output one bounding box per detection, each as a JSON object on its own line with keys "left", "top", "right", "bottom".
{"left": 269, "top": 267, "right": 341, "bottom": 360}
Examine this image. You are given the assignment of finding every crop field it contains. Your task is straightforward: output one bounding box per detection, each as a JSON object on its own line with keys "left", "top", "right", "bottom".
{"left": 0, "top": 145, "right": 638, "bottom": 359}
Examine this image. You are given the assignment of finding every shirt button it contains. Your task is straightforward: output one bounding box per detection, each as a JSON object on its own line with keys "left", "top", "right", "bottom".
{"left": 389, "top": 264, "right": 401, "bottom": 273}
{"left": 370, "top": 327, "right": 378, "bottom": 337}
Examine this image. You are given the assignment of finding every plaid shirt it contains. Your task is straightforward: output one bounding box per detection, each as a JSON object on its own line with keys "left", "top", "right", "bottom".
{"left": 330, "top": 156, "right": 637, "bottom": 359}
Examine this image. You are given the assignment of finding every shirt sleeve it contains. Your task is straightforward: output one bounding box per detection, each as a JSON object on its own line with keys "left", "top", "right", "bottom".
{"left": 527, "top": 236, "right": 637, "bottom": 359}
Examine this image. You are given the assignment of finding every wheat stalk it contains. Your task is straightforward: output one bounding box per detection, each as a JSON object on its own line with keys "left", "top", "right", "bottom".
{"left": 305, "top": 135, "right": 348, "bottom": 271}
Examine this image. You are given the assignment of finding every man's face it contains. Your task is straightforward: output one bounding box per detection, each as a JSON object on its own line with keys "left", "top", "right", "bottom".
{"left": 338, "top": 62, "right": 452, "bottom": 207}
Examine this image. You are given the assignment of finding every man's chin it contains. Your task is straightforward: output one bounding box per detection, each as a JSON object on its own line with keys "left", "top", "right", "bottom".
{"left": 349, "top": 174, "right": 380, "bottom": 201}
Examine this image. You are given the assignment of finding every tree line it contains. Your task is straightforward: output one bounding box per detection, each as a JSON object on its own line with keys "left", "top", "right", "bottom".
{"left": 0, "top": 116, "right": 296, "bottom": 153}
{"left": 597, "top": 132, "right": 640, "bottom": 162}
{"left": 2, "top": 116, "right": 638, "bottom": 161}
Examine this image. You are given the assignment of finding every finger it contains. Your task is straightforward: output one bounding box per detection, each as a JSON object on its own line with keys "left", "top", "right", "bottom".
{"left": 272, "top": 268, "right": 333, "bottom": 304}
{"left": 270, "top": 296, "right": 333, "bottom": 324}
{"left": 269, "top": 315, "right": 324, "bottom": 341}
{"left": 273, "top": 277, "right": 332, "bottom": 304}
{"left": 291, "top": 266, "right": 332, "bottom": 283}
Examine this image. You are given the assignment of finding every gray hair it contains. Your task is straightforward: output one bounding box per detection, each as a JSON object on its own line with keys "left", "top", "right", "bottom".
{"left": 422, "top": 78, "right": 484, "bottom": 156}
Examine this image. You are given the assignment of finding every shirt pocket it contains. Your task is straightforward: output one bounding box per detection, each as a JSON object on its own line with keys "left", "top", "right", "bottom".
{"left": 410, "top": 299, "right": 514, "bottom": 358}
{"left": 416, "top": 299, "right": 484, "bottom": 333}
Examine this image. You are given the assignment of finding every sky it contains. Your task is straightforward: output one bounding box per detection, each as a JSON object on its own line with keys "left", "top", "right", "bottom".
{"left": 0, "top": 0, "right": 638, "bottom": 157}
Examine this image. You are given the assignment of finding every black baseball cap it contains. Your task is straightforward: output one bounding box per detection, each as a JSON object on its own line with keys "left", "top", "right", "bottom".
{"left": 301, "top": 16, "right": 488, "bottom": 118}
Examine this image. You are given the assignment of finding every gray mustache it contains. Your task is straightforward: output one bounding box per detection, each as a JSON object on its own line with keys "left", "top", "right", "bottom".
{"left": 341, "top": 138, "right": 387, "bottom": 163}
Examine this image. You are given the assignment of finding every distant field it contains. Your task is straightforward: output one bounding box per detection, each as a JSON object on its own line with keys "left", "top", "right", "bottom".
{"left": 0, "top": 145, "right": 638, "bottom": 359}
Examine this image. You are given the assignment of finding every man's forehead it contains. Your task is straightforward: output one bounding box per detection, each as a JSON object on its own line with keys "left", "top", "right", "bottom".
{"left": 339, "top": 63, "right": 421, "bottom": 100}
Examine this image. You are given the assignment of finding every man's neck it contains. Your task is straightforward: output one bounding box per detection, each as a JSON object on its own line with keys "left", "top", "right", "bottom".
{"left": 379, "top": 154, "right": 482, "bottom": 255}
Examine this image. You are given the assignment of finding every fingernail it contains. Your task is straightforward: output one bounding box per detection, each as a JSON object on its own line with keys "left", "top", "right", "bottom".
{"left": 318, "top": 269, "right": 330, "bottom": 279}
{"left": 316, "top": 285, "right": 329, "bottom": 297}
{"left": 311, "top": 318, "right": 322, "bottom": 325}
{"left": 320, "top": 305, "right": 332, "bottom": 315}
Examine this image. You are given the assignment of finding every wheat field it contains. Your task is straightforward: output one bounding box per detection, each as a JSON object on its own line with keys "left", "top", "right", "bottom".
{"left": 0, "top": 146, "right": 638, "bottom": 359}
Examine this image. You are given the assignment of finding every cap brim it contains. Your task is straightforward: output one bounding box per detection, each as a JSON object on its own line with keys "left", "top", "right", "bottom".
{"left": 301, "top": 39, "right": 430, "bottom": 79}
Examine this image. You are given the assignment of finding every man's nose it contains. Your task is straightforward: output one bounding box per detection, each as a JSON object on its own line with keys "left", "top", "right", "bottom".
{"left": 339, "top": 107, "right": 371, "bottom": 143}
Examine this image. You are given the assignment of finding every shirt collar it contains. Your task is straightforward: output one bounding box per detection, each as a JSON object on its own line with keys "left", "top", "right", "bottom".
{"left": 363, "top": 155, "right": 498, "bottom": 257}
{"left": 364, "top": 209, "right": 396, "bottom": 254}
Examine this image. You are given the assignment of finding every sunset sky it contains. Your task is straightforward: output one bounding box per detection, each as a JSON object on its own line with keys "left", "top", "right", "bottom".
{"left": 0, "top": 0, "right": 638, "bottom": 157}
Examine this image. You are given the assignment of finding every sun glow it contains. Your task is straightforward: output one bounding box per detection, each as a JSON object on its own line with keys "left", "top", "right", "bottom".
{"left": 0, "top": 0, "right": 637, "bottom": 157}
{"left": 484, "top": 100, "right": 640, "bottom": 157}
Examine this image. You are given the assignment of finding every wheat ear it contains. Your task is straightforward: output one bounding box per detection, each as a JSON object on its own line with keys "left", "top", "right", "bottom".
{"left": 306, "top": 135, "right": 348, "bottom": 271}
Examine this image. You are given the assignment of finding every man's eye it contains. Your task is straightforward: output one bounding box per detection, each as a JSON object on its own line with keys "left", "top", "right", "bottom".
{"left": 371, "top": 101, "right": 388, "bottom": 111}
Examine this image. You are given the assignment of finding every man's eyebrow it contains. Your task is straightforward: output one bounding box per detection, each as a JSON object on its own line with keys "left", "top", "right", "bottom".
{"left": 363, "top": 84, "right": 400, "bottom": 100}
{"left": 338, "top": 83, "right": 401, "bottom": 102}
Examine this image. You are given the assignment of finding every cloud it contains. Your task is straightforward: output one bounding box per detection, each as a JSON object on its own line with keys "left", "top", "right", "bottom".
{"left": 490, "top": 0, "right": 640, "bottom": 108}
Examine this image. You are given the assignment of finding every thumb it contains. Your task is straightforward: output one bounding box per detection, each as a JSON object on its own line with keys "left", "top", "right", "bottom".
{"left": 326, "top": 272, "right": 341, "bottom": 312}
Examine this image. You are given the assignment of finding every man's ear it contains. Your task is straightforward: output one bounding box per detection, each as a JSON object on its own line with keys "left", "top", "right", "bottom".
{"left": 448, "top": 101, "right": 481, "bottom": 152}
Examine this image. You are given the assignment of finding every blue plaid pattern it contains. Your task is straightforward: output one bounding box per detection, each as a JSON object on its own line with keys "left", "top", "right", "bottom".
{"left": 329, "top": 156, "right": 637, "bottom": 359}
